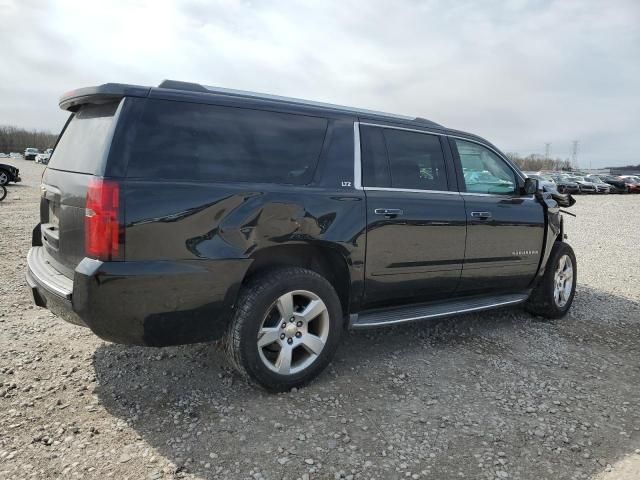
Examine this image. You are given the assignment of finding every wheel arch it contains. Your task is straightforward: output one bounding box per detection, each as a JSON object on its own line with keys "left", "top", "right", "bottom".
{"left": 0, "top": 168, "right": 10, "bottom": 185}
{"left": 242, "top": 243, "right": 352, "bottom": 316}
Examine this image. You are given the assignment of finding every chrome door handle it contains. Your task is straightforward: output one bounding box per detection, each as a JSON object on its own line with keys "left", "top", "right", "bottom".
{"left": 470, "top": 211, "right": 492, "bottom": 219}
{"left": 374, "top": 208, "right": 403, "bottom": 216}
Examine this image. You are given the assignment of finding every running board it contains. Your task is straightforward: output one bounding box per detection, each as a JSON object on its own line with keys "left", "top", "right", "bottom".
{"left": 350, "top": 293, "right": 529, "bottom": 329}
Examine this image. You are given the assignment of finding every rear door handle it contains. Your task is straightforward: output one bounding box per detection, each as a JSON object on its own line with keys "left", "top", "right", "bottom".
{"left": 374, "top": 208, "right": 403, "bottom": 216}
{"left": 470, "top": 211, "right": 492, "bottom": 220}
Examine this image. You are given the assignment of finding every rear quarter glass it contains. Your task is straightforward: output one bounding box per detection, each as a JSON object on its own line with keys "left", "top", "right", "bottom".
{"left": 48, "top": 101, "right": 121, "bottom": 175}
{"left": 124, "top": 99, "right": 328, "bottom": 185}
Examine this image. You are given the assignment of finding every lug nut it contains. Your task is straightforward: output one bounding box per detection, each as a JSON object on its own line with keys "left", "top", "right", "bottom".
{"left": 296, "top": 321, "right": 303, "bottom": 327}
{"left": 290, "top": 316, "right": 295, "bottom": 322}
{"left": 280, "top": 333, "right": 285, "bottom": 340}
{"left": 281, "top": 322, "right": 286, "bottom": 329}
{"left": 295, "top": 332, "right": 302, "bottom": 338}
{"left": 287, "top": 338, "right": 293, "bottom": 344}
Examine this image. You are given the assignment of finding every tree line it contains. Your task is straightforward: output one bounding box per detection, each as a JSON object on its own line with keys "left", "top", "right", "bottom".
{"left": 505, "top": 153, "right": 573, "bottom": 172}
{"left": 0, "top": 126, "right": 58, "bottom": 154}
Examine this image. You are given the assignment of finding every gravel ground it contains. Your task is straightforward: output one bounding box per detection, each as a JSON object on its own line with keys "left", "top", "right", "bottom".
{"left": 1, "top": 160, "right": 639, "bottom": 480}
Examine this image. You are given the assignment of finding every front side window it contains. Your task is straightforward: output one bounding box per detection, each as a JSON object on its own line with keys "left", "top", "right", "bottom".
{"left": 453, "top": 139, "right": 516, "bottom": 195}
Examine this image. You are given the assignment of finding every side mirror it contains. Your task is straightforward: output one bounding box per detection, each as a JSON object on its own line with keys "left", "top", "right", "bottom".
{"left": 522, "top": 177, "right": 538, "bottom": 195}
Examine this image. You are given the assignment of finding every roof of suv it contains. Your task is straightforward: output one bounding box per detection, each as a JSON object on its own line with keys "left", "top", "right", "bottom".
{"left": 60, "top": 79, "right": 444, "bottom": 124}
{"left": 58, "top": 79, "right": 495, "bottom": 147}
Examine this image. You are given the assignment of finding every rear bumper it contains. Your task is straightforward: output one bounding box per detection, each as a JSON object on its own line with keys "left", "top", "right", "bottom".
{"left": 26, "top": 249, "right": 85, "bottom": 327}
{"left": 27, "top": 246, "right": 251, "bottom": 346}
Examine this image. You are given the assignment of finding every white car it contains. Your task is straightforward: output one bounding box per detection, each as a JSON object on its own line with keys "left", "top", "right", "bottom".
{"left": 24, "top": 147, "right": 40, "bottom": 160}
{"left": 0, "top": 153, "right": 8, "bottom": 158}
{"left": 35, "top": 148, "right": 53, "bottom": 164}
{"left": 9, "top": 152, "right": 23, "bottom": 159}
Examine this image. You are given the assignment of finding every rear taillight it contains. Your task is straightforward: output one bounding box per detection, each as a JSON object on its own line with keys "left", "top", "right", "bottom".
{"left": 85, "top": 178, "right": 121, "bottom": 261}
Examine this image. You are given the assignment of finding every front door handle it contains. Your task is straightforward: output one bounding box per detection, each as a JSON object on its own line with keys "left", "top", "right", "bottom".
{"left": 374, "top": 208, "right": 403, "bottom": 217}
{"left": 470, "top": 211, "right": 492, "bottom": 220}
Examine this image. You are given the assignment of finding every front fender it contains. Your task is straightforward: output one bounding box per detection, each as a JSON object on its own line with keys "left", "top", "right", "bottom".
{"left": 532, "top": 191, "right": 563, "bottom": 285}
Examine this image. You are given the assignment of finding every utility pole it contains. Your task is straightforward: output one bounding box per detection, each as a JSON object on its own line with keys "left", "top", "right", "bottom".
{"left": 571, "top": 140, "right": 579, "bottom": 169}
{"left": 544, "top": 143, "right": 551, "bottom": 162}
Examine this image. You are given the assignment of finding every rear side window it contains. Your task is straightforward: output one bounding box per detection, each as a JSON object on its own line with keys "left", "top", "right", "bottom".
{"left": 48, "top": 102, "right": 119, "bottom": 174}
{"left": 126, "top": 100, "right": 328, "bottom": 185}
{"left": 360, "top": 126, "right": 448, "bottom": 191}
{"left": 383, "top": 129, "right": 448, "bottom": 191}
{"left": 360, "top": 126, "right": 390, "bottom": 188}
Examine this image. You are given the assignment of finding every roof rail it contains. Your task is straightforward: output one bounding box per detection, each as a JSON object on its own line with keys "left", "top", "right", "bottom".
{"left": 158, "top": 80, "right": 208, "bottom": 92}
{"left": 157, "top": 79, "right": 441, "bottom": 126}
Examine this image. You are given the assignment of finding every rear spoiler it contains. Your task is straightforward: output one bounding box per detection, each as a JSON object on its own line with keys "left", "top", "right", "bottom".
{"left": 59, "top": 83, "right": 151, "bottom": 111}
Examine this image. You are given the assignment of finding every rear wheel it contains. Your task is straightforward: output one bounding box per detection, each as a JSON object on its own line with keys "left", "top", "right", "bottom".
{"left": 525, "top": 242, "right": 576, "bottom": 319}
{"left": 0, "top": 169, "right": 9, "bottom": 186}
{"left": 225, "top": 267, "right": 343, "bottom": 391}
{"left": 0, "top": 186, "right": 6, "bottom": 202}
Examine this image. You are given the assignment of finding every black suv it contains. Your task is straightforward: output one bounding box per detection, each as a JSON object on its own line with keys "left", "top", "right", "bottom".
{"left": 27, "top": 80, "right": 577, "bottom": 391}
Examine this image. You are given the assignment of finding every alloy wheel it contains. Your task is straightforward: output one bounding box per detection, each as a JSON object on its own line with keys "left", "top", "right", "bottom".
{"left": 257, "top": 290, "right": 330, "bottom": 375}
{"left": 553, "top": 254, "right": 574, "bottom": 308}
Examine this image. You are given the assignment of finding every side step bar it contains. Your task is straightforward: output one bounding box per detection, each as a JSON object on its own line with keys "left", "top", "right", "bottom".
{"left": 350, "top": 293, "right": 529, "bottom": 329}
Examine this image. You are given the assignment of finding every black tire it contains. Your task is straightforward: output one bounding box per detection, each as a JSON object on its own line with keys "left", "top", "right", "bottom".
{"left": 225, "top": 267, "right": 343, "bottom": 391}
{"left": 0, "top": 169, "right": 9, "bottom": 186}
{"left": 0, "top": 186, "right": 6, "bottom": 202}
{"left": 525, "top": 242, "right": 577, "bottom": 319}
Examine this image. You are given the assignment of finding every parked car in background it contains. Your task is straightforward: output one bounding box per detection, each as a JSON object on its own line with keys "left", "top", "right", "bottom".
{"left": 549, "top": 174, "right": 580, "bottom": 194}
{"left": 0, "top": 153, "right": 8, "bottom": 158}
{"left": 35, "top": 148, "right": 53, "bottom": 164}
{"left": 0, "top": 163, "right": 21, "bottom": 186}
{"left": 523, "top": 172, "right": 558, "bottom": 192}
{"left": 597, "top": 175, "right": 628, "bottom": 194}
{"left": 566, "top": 175, "right": 597, "bottom": 194}
{"left": 26, "top": 80, "right": 577, "bottom": 391}
{"left": 620, "top": 176, "right": 640, "bottom": 193}
{"left": 10, "top": 152, "right": 23, "bottom": 159}
{"left": 24, "top": 148, "right": 40, "bottom": 160}
{"left": 584, "top": 175, "right": 611, "bottom": 194}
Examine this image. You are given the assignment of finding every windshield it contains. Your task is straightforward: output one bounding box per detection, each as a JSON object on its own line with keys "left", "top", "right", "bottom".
{"left": 26, "top": 148, "right": 38, "bottom": 153}
{"left": 587, "top": 176, "right": 603, "bottom": 183}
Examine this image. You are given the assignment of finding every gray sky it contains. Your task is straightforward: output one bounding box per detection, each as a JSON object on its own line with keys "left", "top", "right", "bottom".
{"left": 1, "top": 0, "right": 639, "bottom": 167}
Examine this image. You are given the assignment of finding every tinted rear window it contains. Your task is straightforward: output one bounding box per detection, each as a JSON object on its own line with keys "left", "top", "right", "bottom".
{"left": 48, "top": 102, "right": 119, "bottom": 174}
{"left": 126, "top": 99, "right": 328, "bottom": 185}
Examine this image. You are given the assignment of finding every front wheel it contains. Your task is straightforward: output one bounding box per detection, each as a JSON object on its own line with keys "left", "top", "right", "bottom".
{"left": 525, "top": 242, "right": 577, "bottom": 319}
{"left": 225, "top": 267, "right": 343, "bottom": 391}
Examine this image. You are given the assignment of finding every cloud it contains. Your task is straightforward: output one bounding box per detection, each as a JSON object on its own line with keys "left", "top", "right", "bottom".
{"left": 0, "top": 0, "right": 638, "bottom": 166}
